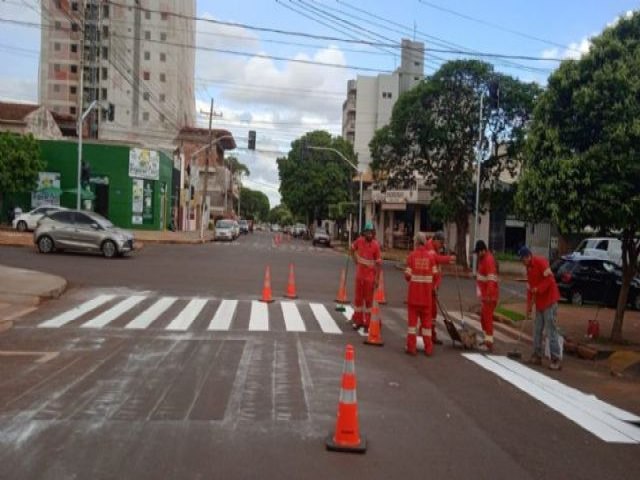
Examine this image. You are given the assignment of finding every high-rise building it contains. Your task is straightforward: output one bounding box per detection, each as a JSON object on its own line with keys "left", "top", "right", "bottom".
{"left": 38, "top": 0, "right": 196, "bottom": 150}
{"left": 341, "top": 39, "right": 425, "bottom": 171}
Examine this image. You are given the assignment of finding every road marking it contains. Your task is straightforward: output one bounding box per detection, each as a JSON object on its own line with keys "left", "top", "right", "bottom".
{"left": 281, "top": 302, "right": 306, "bottom": 332}
{"left": 125, "top": 297, "right": 177, "bottom": 329}
{"left": 463, "top": 354, "right": 640, "bottom": 444}
{"left": 249, "top": 300, "right": 269, "bottom": 331}
{"left": 39, "top": 294, "right": 116, "bottom": 328}
{"left": 447, "top": 311, "right": 513, "bottom": 342}
{"left": 341, "top": 305, "right": 354, "bottom": 321}
{"left": 165, "top": 298, "right": 207, "bottom": 331}
{"left": 208, "top": 299, "right": 238, "bottom": 331}
{"left": 81, "top": 295, "right": 146, "bottom": 328}
{"left": 309, "top": 303, "right": 342, "bottom": 334}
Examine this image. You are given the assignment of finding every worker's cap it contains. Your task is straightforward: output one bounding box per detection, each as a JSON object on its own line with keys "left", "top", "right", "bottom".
{"left": 473, "top": 240, "right": 488, "bottom": 253}
{"left": 518, "top": 246, "right": 532, "bottom": 258}
{"left": 432, "top": 231, "right": 445, "bottom": 242}
{"left": 364, "top": 221, "right": 374, "bottom": 232}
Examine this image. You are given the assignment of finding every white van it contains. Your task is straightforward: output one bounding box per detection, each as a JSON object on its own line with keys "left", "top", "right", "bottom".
{"left": 574, "top": 237, "right": 622, "bottom": 265}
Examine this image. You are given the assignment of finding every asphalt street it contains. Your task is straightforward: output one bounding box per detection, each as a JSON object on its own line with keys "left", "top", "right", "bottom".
{"left": 0, "top": 232, "right": 638, "bottom": 479}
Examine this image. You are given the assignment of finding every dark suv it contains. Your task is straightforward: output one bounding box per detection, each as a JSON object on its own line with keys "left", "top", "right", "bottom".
{"left": 551, "top": 254, "right": 640, "bottom": 309}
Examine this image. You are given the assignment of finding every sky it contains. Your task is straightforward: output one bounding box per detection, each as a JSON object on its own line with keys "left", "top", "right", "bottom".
{"left": 0, "top": 0, "right": 637, "bottom": 208}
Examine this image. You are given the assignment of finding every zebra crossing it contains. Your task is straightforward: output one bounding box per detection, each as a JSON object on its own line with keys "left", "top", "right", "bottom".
{"left": 37, "top": 294, "right": 363, "bottom": 335}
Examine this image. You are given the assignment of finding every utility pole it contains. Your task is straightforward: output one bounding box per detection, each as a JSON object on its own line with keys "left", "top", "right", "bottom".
{"left": 200, "top": 98, "right": 214, "bottom": 240}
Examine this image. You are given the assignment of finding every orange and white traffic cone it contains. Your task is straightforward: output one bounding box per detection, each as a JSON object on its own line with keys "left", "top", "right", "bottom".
{"left": 260, "top": 265, "right": 274, "bottom": 303}
{"left": 374, "top": 270, "right": 387, "bottom": 305}
{"left": 364, "top": 301, "right": 384, "bottom": 346}
{"left": 285, "top": 263, "right": 298, "bottom": 299}
{"left": 326, "top": 344, "right": 366, "bottom": 453}
{"left": 335, "top": 268, "right": 349, "bottom": 304}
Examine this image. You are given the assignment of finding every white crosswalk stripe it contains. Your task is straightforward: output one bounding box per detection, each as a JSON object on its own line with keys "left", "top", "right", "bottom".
{"left": 309, "top": 303, "right": 342, "bottom": 334}
{"left": 208, "top": 299, "right": 238, "bottom": 331}
{"left": 81, "top": 295, "right": 146, "bottom": 329}
{"left": 249, "top": 300, "right": 269, "bottom": 331}
{"left": 280, "top": 302, "right": 306, "bottom": 332}
{"left": 126, "top": 297, "right": 177, "bottom": 330}
{"left": 165, "top": 298, "right": 207, "bottom": 331}
{"left": 39, "top": 294, "right": 115, "bottom": 328}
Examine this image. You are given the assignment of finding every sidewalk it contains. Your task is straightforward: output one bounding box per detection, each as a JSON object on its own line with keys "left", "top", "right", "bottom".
{"left": 0, "top": 264, "right": 67, "bottom": 332}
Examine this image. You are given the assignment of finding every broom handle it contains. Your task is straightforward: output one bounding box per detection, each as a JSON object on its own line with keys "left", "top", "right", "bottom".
{"left": 454, "top": 263, "right": 464, "bottom": 320}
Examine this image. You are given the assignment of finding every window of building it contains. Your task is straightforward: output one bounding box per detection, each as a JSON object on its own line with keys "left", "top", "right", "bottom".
{"left": 143, "top": 71, "right": 150, "bottom": 80}
{"left": 71, "top": 1, "right": 78, "bottom": 11}
{"left": 160, "top": 32, "right": 167, "bottom": 42}
{"left": 101, "top": 109, "right": 107, "bottom": 121}
{"left": 159, "top": 73, "right": 166, "bottom": 82}
{"left": 145, "top": 11, "right": 151, "bottom": 20}
{"left": 54, "top": 21, "right": 61, "bottom": 30}
{"left": 144, "top": 51, "right": 150, "bottom": 61}
{"left": 161, "top": 12, "right": 168, "bottom": 20}
{"left": 71, "top": 23, "right": 79, "bottom": 32}
{"left": 53, "top": 84, "right": 60, "bottom": 92}
{"left": 70, "top": 65, "right": 78, "bottom": 73}
{"left": 102, "top": 46, "right": 108, "bottom": 58}
{"left": 414, "top": 61, "right": 421, "bottom": 67}
{"left": 53, "top": 63, "right": 61, "bottom": 72}
{"left": 102, "top": 5, "right": 109, "bottom": 18}
{"left": 54, "top": 42, "right": 61, "bottom": 51}
{"left": 71, "top": 44, "right": 78, "bottom": 53}
{"left": 143, "top": 92, "right": 150, "bottom": 101}
{"left": 414, "top": 76, "right": 419, "bottom": 81}
{"left": 101, "top": 67, "right": 107, "bottom": 80}
{"left": 159, "top": 94, "right": 165, "bottom": 102}
{"left": 160, "top": 52, "right": 166, "bottom": 62}
{"left": 70, "top": 106, "right": 76, "bottom": 115}
{"left": 142, "top": 112, "right": 149, "bottom": 121}
{"left": 145, "top": 31, "right": 151, "bottom": 40}
{"left": 70, "top": 86, "right": 77, "bottom": 94}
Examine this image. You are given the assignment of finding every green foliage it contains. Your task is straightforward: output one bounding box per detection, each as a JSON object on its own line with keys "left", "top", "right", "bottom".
{"left": 0, "top": 133, "right": 43, "bottom": 212}
{"left": 327, "top": 201, "right": 357, "bottom": 221}
{"left": 226, "top": 155, "right": 250, "bottom": 177}
{"left": 239, "top": 187, "right": 270, "bottom": 221}
{"left": 516, "top": 12, "right": 640, "bottom": 341}
{"left": 277, "top": 130, "right": 354, "bottom": 222}
{"left": 268, "top": 204, "right": 293, "bottom": 225}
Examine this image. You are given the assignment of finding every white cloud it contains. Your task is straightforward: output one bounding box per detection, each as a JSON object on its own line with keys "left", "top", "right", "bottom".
{"left": 0, "top": 77, "right": 38, "bottom": 103}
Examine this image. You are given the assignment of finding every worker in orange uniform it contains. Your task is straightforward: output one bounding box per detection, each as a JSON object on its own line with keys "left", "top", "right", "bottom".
{"left": 519, "top": 246, "right": 562, "bottom": 370}
{"left": 424, "top": 231, "right": 456, "bottom": 345}
{"left": 404, "top": 233, "right": 435, "bottom": 356}
{"left": 350, "top": 221, "right": 382, "bottom": 332}
{"left": 474, "top": 240, "right": 499, "bottom": 352}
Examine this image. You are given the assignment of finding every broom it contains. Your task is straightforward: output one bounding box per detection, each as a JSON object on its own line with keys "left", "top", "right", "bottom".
{"left": 507, "top": 294, "right": 535, "bottom": 360}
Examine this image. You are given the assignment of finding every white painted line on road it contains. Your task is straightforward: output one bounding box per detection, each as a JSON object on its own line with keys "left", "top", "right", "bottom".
{"left": 447, "top": 311, "right": 513, "bottom": 343}
{"left": 249, "top": 300, "right": 269, "bottom": 331}
{"left": 309, "top": 303, "right": 342, "bottom": 334}
{"left": 81, "top": 295, "right": 146, "bottom": 328}
{"left": 341, "top": 305, "right": 354, "bottom": 322}
{"left": 125, "top": 297, "right": 177, "bottom": 329}
{"left": 39, "top": 294, "right": 116, "bottom": 328}
{"left": 463, "top": 354, "right": 640, "bottom": 444}
{"left": 165, "top": 298, "right": 207, "bottom": 331}
{"left": 281, "top": 302, "right": 306, "bottom": 332}
{"left": 208, "top": 299, "right": 238, "bottom": 331}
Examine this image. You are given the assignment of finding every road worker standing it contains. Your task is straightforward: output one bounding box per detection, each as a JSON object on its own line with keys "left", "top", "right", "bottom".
{"left": 350, "top": 221, "right": 382, "bottom": 332}
{"left": 474, "top": 240, "right": 499, "bottom": 352}
{"left": 424, "top": 231, "right": 456, "bottom": 345}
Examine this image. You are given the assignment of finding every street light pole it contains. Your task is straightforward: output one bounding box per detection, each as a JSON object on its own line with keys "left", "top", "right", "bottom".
{"left": 472, "top": 92, "right": 484, "bottom": 274}
{"left": 76, "top": 99, "right": 98, "bottom": 210}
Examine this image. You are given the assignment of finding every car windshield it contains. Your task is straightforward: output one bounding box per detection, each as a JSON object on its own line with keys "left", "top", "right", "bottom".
{"left": 216, "top": 220, "right": 233, "bottom": 229}
{"left": 239, "top": 220, "right": 248, "bottom": 226}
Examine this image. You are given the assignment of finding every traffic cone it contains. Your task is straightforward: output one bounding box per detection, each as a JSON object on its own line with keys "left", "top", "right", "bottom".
{"left": 260, "top": 265, "right": 274, "bottom": 303}
{"left": 374, "top": 270, "right": 387, "bottom": 305}
{"left": 364, "top": 301, "right": 384, "bottom": 346}
{"left": 285, "top": 263, "right": 298, "bottom": 299}
{"left": 335, "top": 268, "right": 349, "bottom": 304}
{"left": 326, "top": 344, "right": 366, "bottom": 453}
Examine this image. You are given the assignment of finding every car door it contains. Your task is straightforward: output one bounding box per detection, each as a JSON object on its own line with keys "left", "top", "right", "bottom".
{"left": 71, "top": 212, "right": 102, "bottom": 251}
{"left": 46, "top": 211, "right": 76, "bottom": 248}
{"left": 27, "top": 207, "right": 46, "bottom": 229}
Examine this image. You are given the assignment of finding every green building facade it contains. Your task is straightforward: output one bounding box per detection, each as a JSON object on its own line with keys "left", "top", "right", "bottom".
{"left": 6, "top": 139, "right": 173, "bottom": 230}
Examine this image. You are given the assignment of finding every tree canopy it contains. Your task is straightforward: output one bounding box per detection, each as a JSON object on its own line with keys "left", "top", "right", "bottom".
{"left": 516, "top": 12, "right": 640, "bottom": 341}
{"left": 370, "top": 60, "right": 540, "bottom": 266}
{"left": 277, "top": 130, "right": 355, "bottom": 223}
{"left": 268, "top": 204, "right": 293, "bottom": 225}
{"left": 239, "top": 187, "right": 270, "bottom": 221}
{"left": 0, "top": 132, "right": 43, "bottom": 214}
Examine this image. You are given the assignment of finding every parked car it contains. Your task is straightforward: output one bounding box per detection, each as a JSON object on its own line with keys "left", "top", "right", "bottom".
{"left": 13, "top": 205, "right": 66, "bottom": 232}
{"left": 271, "top": 224, "right": 281, "bottom": 233}
{"left": 292, "top": 223, "right": 308, "bottom": 239}
{"left": 574, "top": 237, "right": 622, "bottom": 266}
{"left": 34, "top": 210, "right": 134, "bottom": 258}
{"left": 215, "top": 219, "right": 235, "bottom": 241}
{"left": 551, "top": 254, "right": 640, "bottom": 309}
{"left": 312, "top": 229, "right": 331, "bottom": 247}
{"left": 231, "top": 220, "right": 240, "bottom": 239}
{"left": 238, "top": 219, "right": 249, "bottom": 234}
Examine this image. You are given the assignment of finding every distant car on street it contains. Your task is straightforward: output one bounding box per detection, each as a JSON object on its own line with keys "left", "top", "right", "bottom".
{"left": 34, "top": 210, "right": 134, "bottom": 258}
{"left": 312, "top": 229, "right": 331, "bottom": 247}
{"left": 13, "top": 205, "right": 66, "bottom": 232}
{"left": 239, "top": 219, "right": 249, "bottom": 234}
{"left": 215, "top": 219, "right": 235, "bottom": 241}
{"left": 551, "top": 254, "right": 640, "bottom": 309}
{"left": 271, "top": 224, "right": 281, "bottom": 233}
{"left": 292, "top": 223, "right": 308, "bottom": 239}
{"left": 573, "top": 237, "right": 622, "bottom": 266}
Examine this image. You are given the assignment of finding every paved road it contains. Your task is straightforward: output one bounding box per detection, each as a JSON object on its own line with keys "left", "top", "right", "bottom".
{"left": 1, "top": 233, "right": 639, "bottom": 479}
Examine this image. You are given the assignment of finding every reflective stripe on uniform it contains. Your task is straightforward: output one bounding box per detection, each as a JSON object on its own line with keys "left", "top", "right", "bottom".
{"left": 356, "top": 254, "right": 376, "bottom": 267}
{"left": 405, "top": 268, "right": 413, "bottom": 275}
{"left": 410, "top": 275, "right": 433, "bottom": 283}
{"left": 487, "top": 274, "right": 499, "bottom": 282}
{"left": 407, "top": 326, "right": 417, "bottom": 335}
{"left": 433, "top": 266, "right": 440, "bottom": 273}
{"left": 484, "top": 335, "right": 494, "bottom": 342}
{"left": 421, "top": 328, "right": 431, "bottom": 336}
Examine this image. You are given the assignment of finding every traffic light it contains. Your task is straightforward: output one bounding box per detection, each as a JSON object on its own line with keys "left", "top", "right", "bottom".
{"left": 248, "top": 130, "right": 256, "bottom": 150}
{"left": 81, "top": 161, "right": 91, "bottom": 186}
{"left": 107, "top": 102, "right": 115, "bottom": 121}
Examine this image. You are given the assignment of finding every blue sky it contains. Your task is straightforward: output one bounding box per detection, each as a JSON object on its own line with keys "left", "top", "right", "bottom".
{"left": 0, "top": 0, "right": 637, "bottom": 206}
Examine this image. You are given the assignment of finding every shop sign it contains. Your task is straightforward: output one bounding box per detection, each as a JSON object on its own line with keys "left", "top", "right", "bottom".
{"left": 129, "top": 148, "right": 159, "bottom": 180}
{"left": 132, "top": 179, "right": 143, "bottom": 225}
{"left": 31, "top": 172, "right": 61, "bottom": 207}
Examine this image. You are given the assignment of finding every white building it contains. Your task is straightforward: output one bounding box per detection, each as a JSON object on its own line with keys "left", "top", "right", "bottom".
{"left": 38, "top": 0, "right": 196, "bottom": 151}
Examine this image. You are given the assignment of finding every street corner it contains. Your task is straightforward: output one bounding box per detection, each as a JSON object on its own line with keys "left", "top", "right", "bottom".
{"left": 0, "top": 264, "right": 68, "bottom": 308}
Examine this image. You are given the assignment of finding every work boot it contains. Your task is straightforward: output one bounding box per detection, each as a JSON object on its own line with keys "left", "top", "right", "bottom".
{"left": 528, "top": 354, "right": 542, "bottom": 366}
{"left": 548, "top": 360, "right": 562, "bottom": 371}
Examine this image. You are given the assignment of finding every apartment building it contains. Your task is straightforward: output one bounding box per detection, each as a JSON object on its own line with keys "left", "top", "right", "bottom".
{"left": 38, "top": 0, "right": 196, "bottom": 151}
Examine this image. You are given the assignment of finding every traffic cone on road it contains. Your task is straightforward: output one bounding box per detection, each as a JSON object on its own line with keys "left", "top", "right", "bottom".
{"left": 260, "top": 265, "right": 274, "bottom": 303}
{"left": 364, "top": 301, "right": 384, "bottom": 346}
{"left": 335, "top": 268, "right": 349, "bottom": 304}
{"left": 326, "top": 344, "right": 366, "bottom": 453}
{"left": 285, "top": 263, "right": 298, "bottom": 299}
{"left": 374, "top": 270, "right": 387, "bottom": 305}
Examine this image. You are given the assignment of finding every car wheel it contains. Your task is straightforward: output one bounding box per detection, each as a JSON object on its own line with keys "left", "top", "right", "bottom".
{"left": 102, "top": 240, "right": 117, "bottom": 258}
{"left": 17, "top": 221, "right": 27, "bottom": 232}
{"left": 570, "top": 290, "right": 584, "bottom": 306}
{"left": 37, "top": 235, "right": 54, "bottom": 254}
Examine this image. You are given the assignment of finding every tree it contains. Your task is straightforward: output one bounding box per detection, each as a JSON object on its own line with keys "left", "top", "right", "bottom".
{"left": 268, "top": 204, "right": 293, "bottom": 225}
{"left": 370, "top": 60, "right": 540, "bottom": 267}
{"left": 0, "top": 132, "right": 43, "bottom": 217}
{"left": 515, "top": 12, "right": 640, "bottom": 341}
{"left": 239, "top": 187, "right": 270, "bottom": 221}
{"left": 277, "top": 130, "right": 354, "bottom": 223}
{"left": 226, "top": 155, "right": 250, "bottom": 177}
